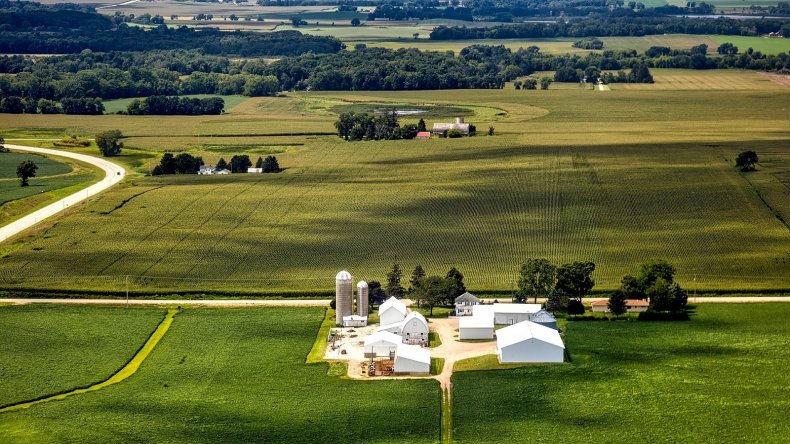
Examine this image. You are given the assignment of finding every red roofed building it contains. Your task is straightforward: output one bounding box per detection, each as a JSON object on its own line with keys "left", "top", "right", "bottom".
{"left": 590, "top": 299, "right": 649, "bottom": 313}
{"left": 416, "top": 131, "right": 431, "bottom": 139}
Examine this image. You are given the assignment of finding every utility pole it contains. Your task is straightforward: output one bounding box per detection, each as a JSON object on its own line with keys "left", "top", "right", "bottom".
{"left": 126, "top": 275, "right": 129, "bottom": 308}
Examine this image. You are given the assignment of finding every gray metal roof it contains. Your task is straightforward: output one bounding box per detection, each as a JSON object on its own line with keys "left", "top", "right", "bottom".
{"left": 455, "top": 291, "right": 480, "bottom": 304}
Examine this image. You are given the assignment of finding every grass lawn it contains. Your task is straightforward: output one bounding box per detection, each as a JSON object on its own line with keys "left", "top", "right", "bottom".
{"left": 0, "top": 305, "right": 166, "bottom": 407}
{"left": 0, "top": 307, "right": 440, "bottom": 443}
{"left": 452, "top": 303, "right": 790, "bottom": 442}
{"left": 102, "top": 95, "right": 250, "bottom": 114}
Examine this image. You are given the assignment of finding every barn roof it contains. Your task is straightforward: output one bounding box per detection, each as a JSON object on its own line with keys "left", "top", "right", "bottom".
{"left": 380, "top": 296, "right": 407, "bottom": 315}
{"left": 364, "top": 331, "right": 402, "bottom": 347}
{"left": 530, "top": 310, "right": 556, "bottom": 323}
{"left": 496, "top": 320, "right": 565, "bottom": 349}
{"left": 455, "top": 291, "right": 480, "bottom": 304}
{"left": 460, "top": 314, "right": 494, "bottom": 329}
{"left": 396, "top": 343, "right": 431, "bottom": 364}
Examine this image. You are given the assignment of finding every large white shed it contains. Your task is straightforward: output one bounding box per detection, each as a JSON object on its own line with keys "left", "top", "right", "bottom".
{"left": 459, "top": 313, "right": 494, "bottom": 340}
{"left": 379, "top": 296, "right": 407, "bottom": 326}
{"left": 496, "top": 320, "right": 565, "bottom": 363}
{"left": 393, "top": 343, "right": 431, "bottom": 374}
{"left": 342, "top": 315, "right": 368, "bottom": 328}
{"left": 493, "top": 303, "right": 542, "bottom": 325}
{"left": 364, "top": 331, "right": 402, "bottom": 358}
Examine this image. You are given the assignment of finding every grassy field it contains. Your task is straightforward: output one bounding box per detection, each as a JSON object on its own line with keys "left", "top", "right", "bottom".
{"left": 0, "top": 73, "right": 787, "bottom": 293}
{"left": 0, "top": 305, "right": 166, "bottom": 407}
{"left": 102, "top": 95, "right": 250, "bottom": 115}
{"left": 452, "top": 303, "right": 790, "bottom": 442}
{"left": 709, "top": 35, "right": 790, "bottom": 55}
{"left": 0, "top": 307, "right": 441, "bottom": 443}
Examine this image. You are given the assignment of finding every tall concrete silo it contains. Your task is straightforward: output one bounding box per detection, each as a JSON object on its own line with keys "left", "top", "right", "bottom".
{"left": 357, "top": 281, "right": 369, "bottom": 316}
{"left": 335, "top": 270, "right": 353, "bottom": 324}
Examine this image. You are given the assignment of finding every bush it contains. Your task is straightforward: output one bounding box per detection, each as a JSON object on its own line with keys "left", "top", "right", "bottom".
{"left": 567, "top": 299, "right": 585, "bottom": 315}
{"left": 638, "top": 311, "right": 690, "bottom": 321}
{"left": 447, "top": 128, "right": 463, "bottom": 138}
{"left": 95, "top": 130, "right": 123, "bottom": 157}
{"left": 572, "top": 37, "right": 604, "bottom": 50}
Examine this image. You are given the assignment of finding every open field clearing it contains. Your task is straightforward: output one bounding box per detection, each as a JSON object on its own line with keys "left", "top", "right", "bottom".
{"left": 0, "top": 85, "right": 787, "bottom": 293}
{"left": 0, "top": 307, "right": 441, "bottom": 443}
{"left": 611, "top": 68, "right": 788, "bottom": 90}
{"left": 709, "top": 35, "right": 790, "bottom": 55}
{"left": 0, "top": 305, "right": 166, "bottom": 407}
{"left": 452, "top": 303, "right": 790, "bottom": 442}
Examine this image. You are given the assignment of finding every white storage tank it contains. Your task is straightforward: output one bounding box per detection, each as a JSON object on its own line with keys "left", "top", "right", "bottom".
{"left": 335, "top": 270, "right": 353, "bottom": 325}
{"left": 357, "top": 280, "right": 369, "bottom": 316}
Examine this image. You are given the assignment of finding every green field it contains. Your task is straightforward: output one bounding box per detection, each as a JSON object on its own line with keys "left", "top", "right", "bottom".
{"left": 0, "top": 71, "right": 788, "bottom": 293}
{"left": 0, "top": 307, "right": 440, "bottom": 443}
{"left": 102, "top": 95, "right": 250, "bottom": 115}
{"left": 0, "top": 305, "right": 166, "bottom": 407}
{"left": 452, "top": 303, "right": 790, "bottom": 442}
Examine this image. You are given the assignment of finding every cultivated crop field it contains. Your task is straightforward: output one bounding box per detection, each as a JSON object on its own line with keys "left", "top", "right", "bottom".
{"left": 0, "top": 307, "right": 440, "bottom": 443}
{"left": 0, "top": 305, "right": 165, "bottom": 407}
{"left": 610, "top": 68, "right": 787, "bottom": 90}
{"left": 452, "top": 303, "right": 790, "bottom": 442}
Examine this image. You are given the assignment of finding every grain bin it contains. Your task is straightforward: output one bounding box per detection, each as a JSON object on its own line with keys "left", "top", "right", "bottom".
{"left": 335, "top": 270, "right": 353, "bottom": 324}
{"left": 357, "top": 281, "right": 369, "bottom": 316}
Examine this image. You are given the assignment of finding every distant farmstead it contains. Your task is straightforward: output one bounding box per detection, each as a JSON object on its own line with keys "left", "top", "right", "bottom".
{"left": 590, "top": 299, "right": 649, "bottom": 313}
{"left": 432, "top": 117, "right": 471, "bottom": 135}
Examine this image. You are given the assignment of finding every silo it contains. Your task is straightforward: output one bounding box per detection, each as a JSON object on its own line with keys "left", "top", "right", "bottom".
{"left": 357, "top": 281, "right": 369, "bottom": 316}
{"left": 335, "top": 270, "right": 353, "bottom": 324}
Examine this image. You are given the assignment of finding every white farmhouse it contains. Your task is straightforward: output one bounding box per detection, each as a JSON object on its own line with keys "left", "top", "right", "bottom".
{"left": 454, "top": 291, "right": 480, "bottom": 316}
{"left": 342, "top": 315, "right": 368, "bottom": 328}
{"left": 393, "top": 343, "right": 431, "bottom": 374}
{"left": 459, "top": 312, "right": 494, "bottom": 340}
{"left": 364, "top": 331, "right": 402, "bottom": 358}
{"left": 379, "top": 296, "right": 408, "bottom": 326}
{"left": 496, "top": 321, "right": 565, "bottom": 363}
{"left": 493, "top": 303, "right": 542, "bottom": 325}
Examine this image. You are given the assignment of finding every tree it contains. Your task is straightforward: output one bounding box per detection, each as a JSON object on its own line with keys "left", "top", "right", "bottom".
{"left": 261, "top": 155, "right": 280, "bottom": 173}
{"left": 445, "top": 267, "right": 466, "bottom": 298}
{"left": 243, "top": 75, "right": 279, "bottom": 96}
{"left": 386, "top": 262, "right": 405, "bottom": 297}
{"left": 37, "top": 99, "right": 61, "bottom": 114}
{"left": 417, "top": 118, "right": 426, "bottom": 132}
{"left": 368, "top": 280, "right": 387, "bottom": 307}
{"left": 517, "top": 258, "right": 556, "bottom": 303}
{"left": 717, "top": 42, "right": 738, "bottom": 55}
{"left": 523, "top": 78, "right": 537, "bottom": 89}
{"left": 545, "top": 290, "right": 568, "bottom": 312}
{"left": 95, "top": 130, "right": 123, "bottom": 157}
{"left": 488, "top": 126, "right": 495, "bottom": 136}
{"left": 555, "top": 261, "right": 596, "bottom": 301}
{"left": 608, "top": 289, "right": 627, "bottom": 316}
{"left": 0, "top": 135, "right": 6, "bottom": 153}
{"left": 216, "top": 158, "right": 228, "bottom": 171}
{"left": 540, "top": 76, "right": 552, "bottom": 90}
{"left": 16, "top": 160, "right": 38, "bottom": 186}
{"left": 413, "top": 32, "right": 419, "bottom": 39}
{"left": 567, "top": 298, "right": 585, "bottom": 315}
{"left": 351, "top": 18, "right": 361, "bottom": 26}
{"left": 637, "top": 259, "right": 676, "bottom": 289}
{"left": 255, "top": 156, "right": 264, "bottom": 168}
{"left": 412, "top": 276, "right": 454, "bottom": 316}
{"left": 409, "top": 265, "right": 426, "bottom": 293}
{"left": 735, "top": 150, "right": 758, "bottom": 171}
{"left": 229, "top": 155, "right": 252, "bottom": 173}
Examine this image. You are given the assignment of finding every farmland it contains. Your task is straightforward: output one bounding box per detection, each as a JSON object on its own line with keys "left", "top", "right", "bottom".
{"left": 0, "top": 72, "right": 788, "bottom": 294}
{"left": 0, "top": 307, "right": 441, "bottom": 443}
{"left": 0, "top": 305, "right": 166, "bottom": 407}
{"left": 452, "top": 303, "right": 790, "bottom": 442}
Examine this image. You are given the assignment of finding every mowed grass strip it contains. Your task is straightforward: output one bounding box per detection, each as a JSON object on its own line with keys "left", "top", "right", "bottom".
{"left": 0, "top": 307, "right": 441, "bottom": 443}
{"left": 0, "top": 305, "right": 166, "bottom": 407}
{"left": 452, "top": 303, "right": 790, "bottom": 443}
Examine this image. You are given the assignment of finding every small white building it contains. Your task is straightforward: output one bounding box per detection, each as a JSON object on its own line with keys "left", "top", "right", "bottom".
{"left": 215, "top": 169, "right": 231, "bottom": 175}
{"left": 454, "top": 291, "right": 480, "bottom": 316}
{"left": 364, "top": 331, "right": 401, "bottom": 358}
{"left": 378, "top": 311, "right": 429, "bottom": 346}
{"left": 198, "top": 165, "right": 215, "bottom": 175}
{"left": 496, "top": 320, "right": 565, "bottom": 363}
{"left": 379, "top": 296, "right": 407, "bottom": 326}
{"left": 459, "top": 312, "right": 494, "bottom": 340}
{"left": 393, "top": 343, "right": 431, "bottom": 374}
{"left": 247, "top": 167, "right": 263, "bottom": 173}
{"left": 342, "top": 315, "right": 368, "bottom": 328}
{"left": 493, "top": 303, "right": 542, "bottom": 325}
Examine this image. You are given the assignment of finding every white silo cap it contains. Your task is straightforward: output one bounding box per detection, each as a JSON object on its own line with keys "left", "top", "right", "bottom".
{"left": 357, "top": 280, "right": 368, "bottom": 288}
{"left": 336, "top": 270, "right": 352, "bottom": 281}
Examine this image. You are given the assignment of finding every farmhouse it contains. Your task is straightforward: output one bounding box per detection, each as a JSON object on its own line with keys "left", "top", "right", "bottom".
{"left": 379, "top": 296, "right": 408, "bottom": 326}
{"left": 247, "top": 167, "right": 263, "bottom": 173}
{"left": 590, "top": 299, "right": 649, "bottom": 313}
{"left": 496, "top": 321, "right": 565, "bottom": 363}
{"left": 379, "top": 312, "right": 430, "bottom": 345}
{"left": 454, "top": 291, "right": 481, "bottom": 316}
{"left": 343, "top": 315, "right": 368, "bottom": 328}
{"left": 393, "top": 343, "right": 431, "bottom": 374}
{"left": 416, "top": 131, "right": 431, "bottom": 140}
{"left": 432, "top": 117, "right": 471, "bottom": 136}
{"left": 364, "top": 331, "right": 402, "bottom": 358}
{"left": 493, "top": 303, "right": 542, "bottom": 325}
{"left": 459, "top": 312, "right": 494, "bottom": 340}
{"left": 198, "top": 165, "right": 215, "bottom": 175}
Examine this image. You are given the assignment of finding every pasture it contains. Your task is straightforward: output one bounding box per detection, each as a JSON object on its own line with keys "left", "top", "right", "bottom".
{"left": 452, "top": 303, "right": 790, "bottom": 442}
{"left": 0, "top": 307, "right": 441, "bottom": 443}
{"left": 0, "top": 305, "right": 166, "bottom": 407}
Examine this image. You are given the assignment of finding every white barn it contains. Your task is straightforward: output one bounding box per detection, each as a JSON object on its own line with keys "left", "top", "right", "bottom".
{"left": 459, "top": 313, "right": 494, "bottom": 340}
{"left": 379, "top": 296, "right": 408, "bottom": 326}
{"left": 378, "top": 311, "right": 429, "bottom": 346}
{"left": 364, "top": 331, "right": 401, "bottom": 358}
{"left": 454, "top": 291, "right": 481, "bottom": 316}
{"left": 493, "top": 303, "right": 542, "bottom": 325}
{"left": 393, "top": 343, "right": 431, "bottom": 374}
{"left": 342, "top": 315, "right": 368, "bottom": 328}
{"left": 496, "top": 320, "right": 565, "bottom": 363}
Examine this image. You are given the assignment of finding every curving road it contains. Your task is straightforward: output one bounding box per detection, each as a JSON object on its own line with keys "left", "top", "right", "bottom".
{"left": 0, "top": 144, "right": 125, "bottom": 243}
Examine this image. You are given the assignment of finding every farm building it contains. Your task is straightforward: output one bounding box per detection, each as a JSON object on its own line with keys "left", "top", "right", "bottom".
{"left": 590, "top": 299, "right": 649, "bottom": 313}
{"left": 379, "top": 312, "right": 430, "bottom": 346}
{"left": 364, "top": 331, "right": 402, "bottom": 358}
{"left": 530, "top": 310, "right": 558, "bottom": 330}
{"left": 335, "top": 270, "right": 354, "bottom": 325}
{"left": 198, "top": 165, "right": 215, "bottom": 175}
{"left": 215, "top": 169, "right": 231, "bottom": 175}
{"left": 343, "top": 315, "right": 368, "bottom": 328}
{"left": 247, "top": 167, "right": 263, "bottom": 173}
{"left": 379, "top": 296, "right": 408, "bottom": 326}
{"left": 493, "top": 303, "right": 542, "bottom": 325}
{"left": 393, "top": 343, "right": 431, "bottom": 374}
{"left": 416, "top": 131, "right": 431, "bottom": 139}
{"left": 432, "top": 117, "right": 471, "bottom": 136}
{"left": 357, "top": 281, "right": 369, "bottom": 316}
{"left": 454, "top": 291, "right": 481, "bottom": 316}
{"left": 459, "top": 312, "right": 494, "bottom": 340}
{"left": 496, "top": 321, "right": 565, "bottom": 363}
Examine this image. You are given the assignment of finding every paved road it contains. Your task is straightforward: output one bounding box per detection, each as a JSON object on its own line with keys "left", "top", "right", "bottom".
{"left": 0, "top": 298, "right": 331, "bottom": 307}
{"left": 0, "top": 144, "right": 125, "bottom": 243}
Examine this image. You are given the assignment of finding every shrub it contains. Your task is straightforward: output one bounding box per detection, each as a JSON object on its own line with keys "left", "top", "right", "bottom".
{"left": 447, "top": 128, "right": 463, "bottom": 138}
{"left": 567, "top": 299, "right": 585, "bottom": 315}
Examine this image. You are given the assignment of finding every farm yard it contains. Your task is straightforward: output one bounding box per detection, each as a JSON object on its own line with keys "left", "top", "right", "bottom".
{"left": 0, "top": 80, "right": 788, "bottom": 294}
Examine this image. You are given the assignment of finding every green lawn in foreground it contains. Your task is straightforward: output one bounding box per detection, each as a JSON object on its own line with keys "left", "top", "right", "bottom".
{"left": 0, "top": 307, "right": 440, "bottom": 443}
{"left": 452, "top": 303, "right": 790, "bottom": 442}
{"left": 0, "top": 305, "right": 166, "bottom": 407}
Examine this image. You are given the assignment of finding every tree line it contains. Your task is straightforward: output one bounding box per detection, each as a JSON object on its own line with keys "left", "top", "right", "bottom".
{"left": 151, "top": 153, "right": 281, "bottom": 175}
{"left": 335, "top": 112, "right": 423, "bottom": 141}
{"left": 127, "top": 96, "right": 225, "bottom": 115}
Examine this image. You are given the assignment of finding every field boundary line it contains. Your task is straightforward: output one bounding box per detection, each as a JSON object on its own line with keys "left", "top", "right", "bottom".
{"left": 0, "top": 308, "right": 178, "bottom": 413}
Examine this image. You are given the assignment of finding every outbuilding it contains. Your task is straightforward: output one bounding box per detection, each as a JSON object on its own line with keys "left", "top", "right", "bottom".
{"left": 529, "top": 309, "right": 558, "bottom": 330}
{"left": 342, "top": 315, "right": 368, "bottom": 328}
{"left": 378, "top": 311, "right": 429, "bottom": 345}
{"left": 393, "top": 343, "right": 431, "bottom": 374}
{"left": 459, "top": 313, "right": 494, "bottom": 340}
{"left": 493, "top": 303, "right": 542, "bottom": 325}
{"left": 416, "top": 131, "right": 431, "bottom": 140}
{"left": 496, "top": 320, "right": 565, "bottom": 363}
{"left": 454, "top": 291, "right": 481, "bottom": 316}
{"left": 379, "top": 296, "right": 408, "bottom": 326}
{"left": 247, "top": 167, "right": 263, "bottom": 173}
{"left": 364, "top": 331, "right": 402, "bottom": 358}
{"left": 590, "top": 299, "right": 649, "bottom": 313}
